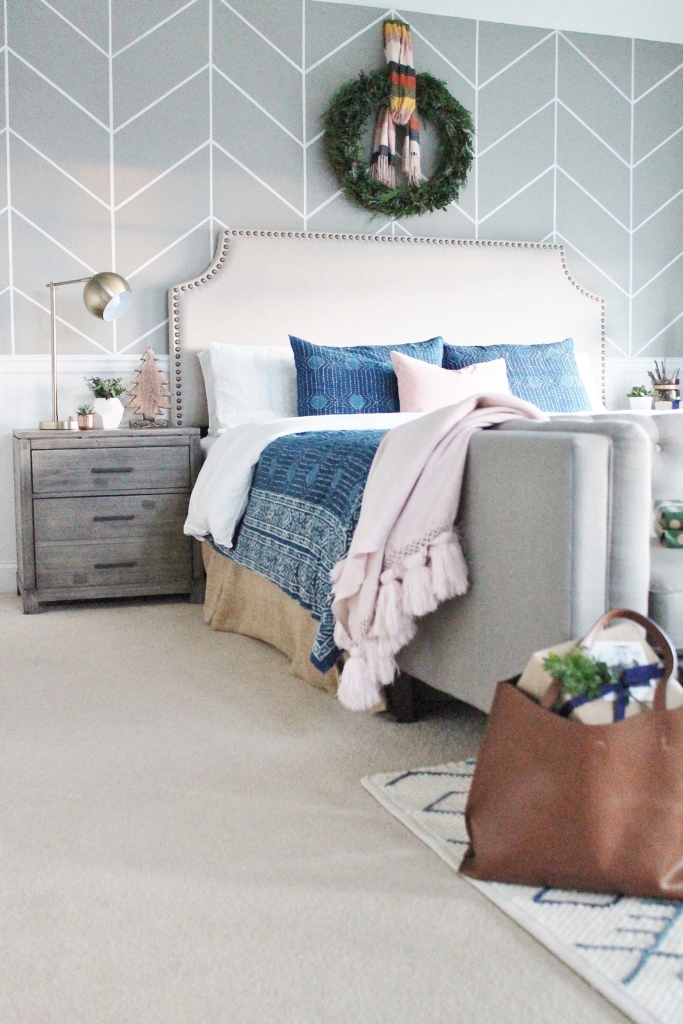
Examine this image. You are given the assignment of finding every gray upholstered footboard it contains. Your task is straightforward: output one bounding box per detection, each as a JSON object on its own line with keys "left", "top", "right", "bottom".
{"left": 398, "top": 430, "right": 614, "bottom": 713}
{"left": 499, "top": 416, "right": 652, "bottom": 614}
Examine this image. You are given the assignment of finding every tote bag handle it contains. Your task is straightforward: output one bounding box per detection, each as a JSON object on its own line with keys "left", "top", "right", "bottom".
{"left": 581, "top": 609, "right": 677, "bottom": 714}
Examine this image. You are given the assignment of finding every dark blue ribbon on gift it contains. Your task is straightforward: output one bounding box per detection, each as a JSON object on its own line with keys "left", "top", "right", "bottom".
{"left": 559, "top": 663, "right": 664, "bottom": 722}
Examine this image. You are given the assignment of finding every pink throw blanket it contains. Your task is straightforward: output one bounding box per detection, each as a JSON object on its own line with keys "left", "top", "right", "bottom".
{"left": 331, "top": 394, "right": 548, "bottom": 710}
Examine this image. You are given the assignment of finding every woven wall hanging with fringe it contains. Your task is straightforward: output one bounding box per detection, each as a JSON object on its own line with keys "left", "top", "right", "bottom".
{"left": 322, "top": 20, "right": 474, "bottom": 218}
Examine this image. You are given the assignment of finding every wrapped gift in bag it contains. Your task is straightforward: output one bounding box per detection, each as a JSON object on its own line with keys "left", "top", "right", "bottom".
{"left": 460, "top": 610, "right": 683, "bottom": 898}
{"left": 517, "top": 619, "right": 683, "bottom": 724}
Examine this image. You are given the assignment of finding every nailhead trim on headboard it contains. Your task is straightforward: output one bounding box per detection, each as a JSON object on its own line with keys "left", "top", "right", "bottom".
{"left": 558, "top": 249, "right": 607, "bottom": 403}
{"left": 170, "top": 232, "right": 230, "bottom": 426}
{"left": 170, "top": 229, "right": 606, "bottom": 425}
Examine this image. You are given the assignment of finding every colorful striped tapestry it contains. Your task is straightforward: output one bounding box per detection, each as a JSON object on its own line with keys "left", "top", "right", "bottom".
{"left": 370, "top": 21, "right": 422, "bottom": 187}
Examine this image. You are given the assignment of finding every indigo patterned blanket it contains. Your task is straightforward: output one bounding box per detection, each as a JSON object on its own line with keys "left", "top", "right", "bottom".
{"left": 212, "top": 430, "right": 386, "bottom": 672}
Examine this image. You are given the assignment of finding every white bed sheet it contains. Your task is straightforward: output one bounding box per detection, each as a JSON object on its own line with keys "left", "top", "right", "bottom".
{"left": 200, "top": 433, "right": 220, "bottom": 456}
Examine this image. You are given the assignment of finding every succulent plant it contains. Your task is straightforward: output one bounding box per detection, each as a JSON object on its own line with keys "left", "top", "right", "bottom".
{"left": 84, "top": 377, "right": 126, "bottom": 399}
{"left": 627, "top": 385, "right": 652, "bottom": 398}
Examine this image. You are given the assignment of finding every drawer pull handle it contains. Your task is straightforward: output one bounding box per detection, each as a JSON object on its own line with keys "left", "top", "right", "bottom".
{"left": 93, "top": 515, "right": 136, "bottom": 522}
{"left": 91, "top": 467, "right": 135, "bottom": 474}
{"left": 94, "top": 561, "right": 137, "bottom": 569}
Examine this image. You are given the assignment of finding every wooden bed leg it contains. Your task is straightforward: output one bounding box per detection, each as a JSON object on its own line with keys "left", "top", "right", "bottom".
{"left": 389, "top": 672, "right": 417, "bottom": 723}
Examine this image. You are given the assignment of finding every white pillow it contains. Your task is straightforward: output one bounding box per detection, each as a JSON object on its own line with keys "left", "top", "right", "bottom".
{"left": 575, "top": 351, "right": 604, "bottom": 412}
{"left": 197, "top": 350, "right": 219, "bottom": 436}
{"left": 208, "top": 343, "right": 298, "bottom": 433}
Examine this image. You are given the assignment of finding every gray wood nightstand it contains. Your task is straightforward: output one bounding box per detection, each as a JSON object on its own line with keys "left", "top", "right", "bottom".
{"left": 13, "top": 427, "right": 204, "bottom": 614}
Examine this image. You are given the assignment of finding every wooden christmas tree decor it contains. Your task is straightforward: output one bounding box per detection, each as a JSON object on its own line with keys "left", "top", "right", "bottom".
{"left": 126, "top": 346, "right": 171, "bottom": 425}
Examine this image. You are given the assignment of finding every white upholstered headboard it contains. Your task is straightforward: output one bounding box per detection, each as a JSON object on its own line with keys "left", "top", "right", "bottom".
{"left": 168, "top": 229, "right": 605, "bottom": 428}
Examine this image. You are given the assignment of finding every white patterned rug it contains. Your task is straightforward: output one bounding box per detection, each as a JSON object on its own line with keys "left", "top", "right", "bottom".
{"left": 362, "top": 760, "right": 683, "bottom": 1024}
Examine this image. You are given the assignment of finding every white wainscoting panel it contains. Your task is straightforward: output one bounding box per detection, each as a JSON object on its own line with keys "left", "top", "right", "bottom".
{"left": 0, "top": 354, "right": 657, "bottom": 593}
{"left": 605, "top": 358, "right": 665, "bottom": 410}
{"left": 0, "top": 354, "right": 647, "bottom": 593}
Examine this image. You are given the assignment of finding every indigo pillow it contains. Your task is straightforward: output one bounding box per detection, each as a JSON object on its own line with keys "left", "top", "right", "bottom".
{"left": 289, "top": 335, "right": 444, "bottom": 415}
{"left": 442, "top": 338, "right": 591, "bottom": 413}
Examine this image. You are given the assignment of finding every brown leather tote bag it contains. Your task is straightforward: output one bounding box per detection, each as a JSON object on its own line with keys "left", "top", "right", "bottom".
{"left": 459, "top": 610, "right": 683, "bottom": 899}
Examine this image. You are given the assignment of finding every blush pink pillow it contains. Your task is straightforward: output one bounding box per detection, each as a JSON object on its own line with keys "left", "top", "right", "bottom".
{"left": 390, "top": 350, "right": 511, "bottom": 412}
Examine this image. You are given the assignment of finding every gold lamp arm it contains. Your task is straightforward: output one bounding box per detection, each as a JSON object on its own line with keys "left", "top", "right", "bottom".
{"left": 51, "top": 277, "right": 91, "bottom": 288}
{"left": 47, "top": 281, "right": 57, "bottom": 428}
{"left": 41, "top": 277, "right": 90, "bottom": 430}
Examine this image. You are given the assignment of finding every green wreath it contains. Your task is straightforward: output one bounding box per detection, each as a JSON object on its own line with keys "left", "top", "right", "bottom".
{"left": 322, "top": 69, "right": 474, "bottom": 218}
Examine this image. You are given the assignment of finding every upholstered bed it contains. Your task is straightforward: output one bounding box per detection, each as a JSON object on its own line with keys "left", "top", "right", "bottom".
{"left": 170, "top": 229, "right": 613, "bottom": 711}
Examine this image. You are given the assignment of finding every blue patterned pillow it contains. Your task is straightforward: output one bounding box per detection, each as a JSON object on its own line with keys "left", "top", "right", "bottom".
{"left": 442, "top": 338, "right": 590, "bottom": 413}
{"left": 289, "top": 335, "right": 444, "bottom": 416}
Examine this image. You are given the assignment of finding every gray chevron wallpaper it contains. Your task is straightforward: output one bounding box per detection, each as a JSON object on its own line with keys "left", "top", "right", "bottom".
{"left": 1, "top": 0, "right": 682, "bottom": 362}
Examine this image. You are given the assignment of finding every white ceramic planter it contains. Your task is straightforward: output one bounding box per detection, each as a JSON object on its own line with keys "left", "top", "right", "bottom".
{"left": 628, "top": 396, "right": 653, "bottom": 410}
{"left": 92, "top": 396, "right": 124, "bottom": 429}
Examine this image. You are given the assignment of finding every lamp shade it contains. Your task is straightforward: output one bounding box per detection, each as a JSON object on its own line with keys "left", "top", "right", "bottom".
{"left": 83, "top": 271, "right": 132, "bottom": 321}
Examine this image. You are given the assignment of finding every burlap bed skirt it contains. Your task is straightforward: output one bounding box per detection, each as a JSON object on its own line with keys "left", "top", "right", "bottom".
{"left": 202, "top": 542, "right": 341, "bottom": 693}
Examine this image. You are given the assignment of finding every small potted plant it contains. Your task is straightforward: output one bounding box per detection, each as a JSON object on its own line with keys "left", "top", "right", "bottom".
{"left": 84, "top": 377, "right": 127, "bottom": 429}
{"left": 77, "top": 404, "right": 95, "bottom": 430}
{"left": 627, "top": 385, "right": 653, "bottom": 410}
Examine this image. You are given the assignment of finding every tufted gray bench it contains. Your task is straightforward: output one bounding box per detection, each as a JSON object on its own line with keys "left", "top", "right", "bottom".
{"left": 627, "top": 412, "right": 683, "bottom": 648}
{"left": 502, "top": 410, "right": 683, "bottom": 649}
{"left": 588, "top": 411, "right": 683, "bottom": 648}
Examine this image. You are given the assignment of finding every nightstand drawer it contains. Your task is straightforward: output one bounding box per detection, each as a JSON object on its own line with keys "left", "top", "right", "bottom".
{"left": 35, "top": 537, "right": 192, "bottom": 590}
{"left": 34, "top": 493, "right": 189, "bottom": 543}
{"left": 31, "top": 445, "right": 190, "bottom": 494}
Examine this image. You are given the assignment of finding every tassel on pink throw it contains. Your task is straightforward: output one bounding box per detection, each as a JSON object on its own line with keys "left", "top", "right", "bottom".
{"left": 331, "top": 395, "right": 548, "bottom": 711}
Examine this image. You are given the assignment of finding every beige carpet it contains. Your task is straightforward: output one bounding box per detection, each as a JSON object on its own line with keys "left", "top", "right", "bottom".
{"left": 0, "top": 593, "right": 628, "bottom": 1024}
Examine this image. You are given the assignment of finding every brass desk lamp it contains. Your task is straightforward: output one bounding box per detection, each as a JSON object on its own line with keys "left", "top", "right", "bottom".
{"left": 40, "top": 272, "right": 133, "bottom": 430}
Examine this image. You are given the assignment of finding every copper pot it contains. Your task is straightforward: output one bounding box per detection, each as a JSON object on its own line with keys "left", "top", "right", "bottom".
{"left": 77, "top": 414, "right": 95, "bottom": 430}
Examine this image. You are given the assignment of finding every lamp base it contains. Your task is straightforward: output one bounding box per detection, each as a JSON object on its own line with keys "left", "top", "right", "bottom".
{"left": 39, "top": 420, "right": 70, "bottom": 430}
